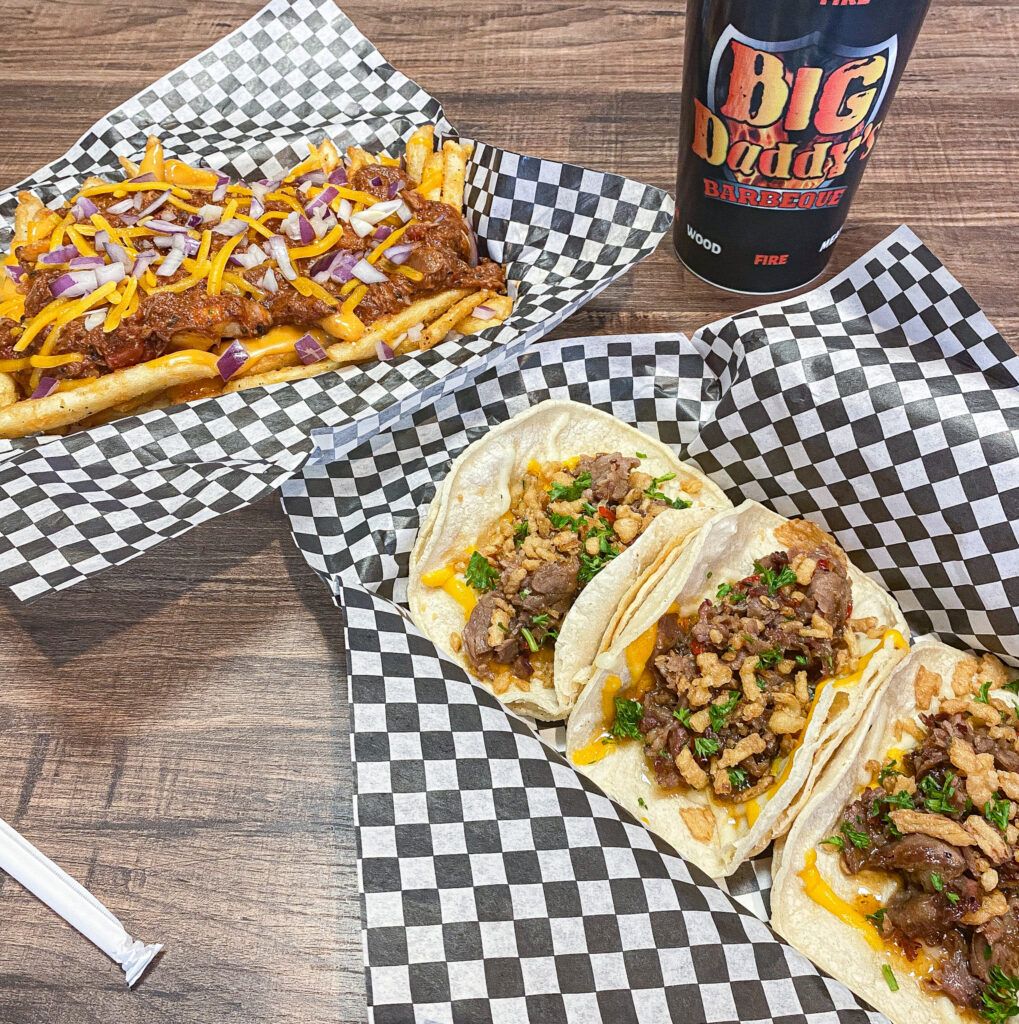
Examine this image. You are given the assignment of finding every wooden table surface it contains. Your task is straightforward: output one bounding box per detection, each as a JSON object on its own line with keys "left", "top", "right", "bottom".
{"left": 0, "top": 2, "right": 1016, "bottom": 1023}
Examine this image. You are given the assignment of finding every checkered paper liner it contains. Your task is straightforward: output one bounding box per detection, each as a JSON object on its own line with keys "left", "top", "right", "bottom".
{"left": 0, "top": 0, "right": 672, "bottom": 602}
{"left": 282, "top": 226, "right": 1019, "bottom": 1022}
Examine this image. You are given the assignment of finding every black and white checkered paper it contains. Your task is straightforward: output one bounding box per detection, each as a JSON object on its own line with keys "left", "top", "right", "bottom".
{"left": 0, "top": 0, "right": 672, "bottom": 601}
{"left": 283, "top": 227, "right": 1018, "bottom": 1022}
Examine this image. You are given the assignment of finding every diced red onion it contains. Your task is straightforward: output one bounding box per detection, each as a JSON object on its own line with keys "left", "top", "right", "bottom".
{"left": 309, "top": 210, "right": 332, "bottom": 240}
{"left": 298, "top": 181, "right": 314, "bottom": 196}
{"left": 104, "top": 241, "right": 133, "bottom": 270}
{"left": 387, "top": 179, "right": 404, "bottom": 199}
{"left": 94, "top": 230, "right": 110, "bottom": 252}
{"left": 212, "top": 175, "right": 229, "bottom": 202}
{"left": 199, "top": 204, "right": 223, "bottom": 223}
{"left": 396, "top": 201, "right": 412, "bottom": 223}
{"left": 38, "top": 245, "right": 79, "bottom": 265}
{"left": 30, "top": 377, "right": 58, "bottom": 400}
{"left": 330, "top": 252, "right": 360, "bottom": 284}
{"left": 50, "top": 270, "right": 98, "bottom": 298}
{"left": 119, "top": 213, "right": 139, "bottom": 226}
{"left": 145, "top": 219, "right": 190, "bottom": 235}
{"left": 406, "top": 323, "right": 423, "bottom": 342}
{"left": 259, "top": 268, "right": 278, "bottom": 293}
{"left": 133, "top": 192, "right": 143, "bottom": 210}
{"left": 248, "top": 193, "right": 265, "bottom": 219}
{"left": 373, "top": 225, "right": 393, "bottom": 242}
{"left": 351, "top": 258, "right": 388, "bottom": 285}
{"left": 83, "top": 309, "right": 107, "bottom": 330}
{"left": 212, "top": 219, "right": 247, "bottom": 237}
{"left": 368, "top": 175, "right": 383, "bottom": 188}
{"left": 337, "top": 198, "right": 353, "bottom": 222}
{"left": 156, "top": 246, "right": 186, "bottom": 277}
{"left": 216, "top": 340, "right": 248, "bottom": 380}
{"left": 95, "top": 262, "right": 127, "bottom": 286}
{"left": 297, "top": 171, "right": 326, "bottom": 186}
{"left": 327, "top": 167, "right": 348, "bottom": 185}
{"left": 233, "top": 244, "right": 268, "bottom": 270}
{"left": 136, "top": 189, "right": 171, "bottom": 218}
{"left": 131, "top": 251, "right": 158, "bottom": 278}
{"left": 153, "top": 236, "right": 173, "bottom": 249}
{"left": 375, "top": 340, "right": 394, "bottom": 362}
{"left": 185, "top": 213, "right": 204, "bottom": 229}
{"left": 281, "top": 211, "right": 302, "bottom": 241}
{"left": 297, "top": 215, "right": 314, "bottom": 244}
{"left": 472, "top": 304, "right": 497, "bottom": 321}
{"left": 70, "top": 196, "right": 98, "bottom": 221}
{"left": 294, "top": 333, "right": 328, "bottom": 365}
{"left": 305, "top": 186, "right": 338, "bottom": 216}
{"left": 129, "top": 172, "right": 156, "bottom": 183}
{"left": 106, "top": 197, "right": 136, "bottom": 215}
{"left": 5, "top": 264, "right": 25, "bottom": 284}
{"left": 358, "top": 197, "right": 404, "bottom": 226}
{"left": 69, "top": 255, "right": 105, "bottom": 269}
{"left": 384, "top": 241, "right": 415, "bottom": 265}
{"left": 265, "top": 236, "right": 296, "bottom": 280}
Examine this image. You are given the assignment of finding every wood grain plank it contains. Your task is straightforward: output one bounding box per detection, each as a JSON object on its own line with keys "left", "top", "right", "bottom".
{"left": 0, "top": 2, "right": 1016, "bottom": 1023}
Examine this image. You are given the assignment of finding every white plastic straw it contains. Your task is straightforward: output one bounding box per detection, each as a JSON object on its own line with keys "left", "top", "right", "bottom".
{"left": 0, "top": 816, "right": 163, "bottom": 986}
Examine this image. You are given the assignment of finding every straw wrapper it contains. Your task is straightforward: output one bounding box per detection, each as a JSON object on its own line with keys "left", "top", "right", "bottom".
{"left": 282, "top": 227, "right": 1017, "bottom": 1021}
{"left": 0, "top": 817, "right": 161, "bottom": 987}
{"left": 0, "top": 0, "right": 672, "bottom": 602}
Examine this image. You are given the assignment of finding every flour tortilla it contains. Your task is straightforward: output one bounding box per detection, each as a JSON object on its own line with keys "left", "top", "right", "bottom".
{"left": 772, "top": 641, "right": 1016, "bottom": 1024}
{"left": 408, "top": 399, "right": 731, "bottom": 720}
{"left": 565, "top": 499, "right": 909, "bottom": 877}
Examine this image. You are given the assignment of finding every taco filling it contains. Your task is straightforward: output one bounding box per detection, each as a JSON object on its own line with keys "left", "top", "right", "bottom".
{"left": 819, "top": 681, "right": 1019, "bottom": 1019}
{"left": 427, "top": 452, "right": 698, "bottom": 694}
{"left": 610, "top": 525, "right": 878, "bottom": 804}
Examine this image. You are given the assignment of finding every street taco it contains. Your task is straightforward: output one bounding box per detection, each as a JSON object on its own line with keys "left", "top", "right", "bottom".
{"left": 408, "top": 399, "right": 730, "bottom": 720}
{"left": 565, "top": 499, "right": 909, "bottom": 877}
{"left": 772, "top": 642, "right": 1019, "bottom": 1024}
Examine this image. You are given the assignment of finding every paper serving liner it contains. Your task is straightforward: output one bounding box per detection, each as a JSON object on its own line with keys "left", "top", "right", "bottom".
{"left": 283, "top": 226, "right": 1018, "bottom": 1021}
{"left": 0, "top": 0, "right": 672, "bottom": 602}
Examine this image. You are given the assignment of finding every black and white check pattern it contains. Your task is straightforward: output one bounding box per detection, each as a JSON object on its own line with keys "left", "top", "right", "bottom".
{"left": 0, "top": 0, "right": 672, "bottom": 601}
{"left": 283, "top": 227, "right": 1018, "bottom": 1021}
{"left": 344, "top": 586, "right": 882, "bottom": 1024}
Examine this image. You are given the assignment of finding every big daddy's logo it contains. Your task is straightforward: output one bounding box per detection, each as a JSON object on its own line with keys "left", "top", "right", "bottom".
{"left": 693, "top": 26, "right": 898, "bottom": 207}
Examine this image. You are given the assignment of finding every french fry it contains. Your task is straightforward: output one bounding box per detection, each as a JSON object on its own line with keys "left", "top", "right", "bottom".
{"left": 0, "top": 354, "right": 220, "bottom": 439}
{"left": 404, "top": 125, "right": 434, "bottom": 184}
{"left": 441, "top": 141, "right": 472, "bottom": 210}
{"left": 421, "top": 152, "right": 443, "bottom": 200}
{"left": 454, "top": 293, "right": 514, "bottom": 335}
{"left": 415, "top": 289, "right": 493, "bottom": 351}
{"left": 325, "top": 290, "right": 471, "bottom": 362}
{"left": 346, "top": 146, "right": 371, "bottom": 173}
{"left": 0, "top": 373, "right": 18, "bottom": 411}
{"left": 241, "top": 350, "right": 302, "bottom": 377}
{"left": 223, "top": 359, "right": 341, "bottom": 394}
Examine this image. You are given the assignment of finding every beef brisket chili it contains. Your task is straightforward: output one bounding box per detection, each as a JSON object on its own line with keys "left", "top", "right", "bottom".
{"left": 0, "top": 130, "right": 504, "bottom": 402}
{"left": 608, "top": 523, "right": 879, "bottom": 805}
{"left": 438, "top": 453, "right": 699, "bottom": 696}
{"left": 822, "top": 665, "right": 1019, "bottom": 1021}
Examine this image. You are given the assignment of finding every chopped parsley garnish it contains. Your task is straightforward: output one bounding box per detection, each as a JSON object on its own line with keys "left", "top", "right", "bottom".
{"left": 865, "top": 907, "right": 886, "bottom": 931}
{"left": 820, "top": 835, "right": 845, "bottom": 850}
{"left": 976, "top": 680, "right": 994, "bottom": 704}
{"left": 757, "top": 646, "right": 784, "bottom": 669}
{"left": 578, "top": 523, "right": 620, "bottom": 584}
{"left": 520, "top": 627, "right": 539, "bottom": 653}
{"left": 840, "top": 821, "right": 871, "bottom": 850}
{"left": 610, "top": 698, "right": 644, "bottom": 741}
{"left": 1003, "top": 679, "right": 1019, "bottom": 696}
{"left": 920, "top": 771, "right": 957, "bottom": 814}
{"left": 531, "top": 613, "right": 550, "bottom": 626}
{"left": 513, "top": 520, "right": 529, "bottom": 546}
{"left": 644, "top": 472, "right": 692, "bottom": 510}
{"left": 708, "top": 691, "right": 741, "bottom": 732}
{"left": 548, "top": 511, "right": 581, "bottom": 531}
{"left": 794, "top": 653, "right": 808, "bottom": 667}
{"left": 548, "top": 472, "right": 592, "bottom": 502}
{"left": 673, "top": 706, "right": 692, "bottom": 727}
{"left": 754, "top": 560, "right": 798, "bottom": 595}
{"left": 931, "top": 873, "right": 960, "bottom": 904}
{"left": 581, "top": 501, "right": 599, "bottom": 516}
{"left": 465, "top": 551, "right": 499, "bottom": 592}
{"left": 727, "top": 767, "right": 749, "bottom": 791}
{"left": 985, "top": 796, "right": 1012, "bottom": 832}
{"left": 882, "top": 965, "right": 899, "bottom": 993}
{"left": 981, "top": 966, "right": 1019, "bottom": 1024}
{"left": 880, "top": 789, "right": 914, "bottom": 811}
{"left": 637, "top": 797, "right": 647, "bottom": 809}
{"left": 635, "top": 451, "right": 647, "bottom": 459}
{"left": 694, "top": 736, "right": 720, "bottom": 758}
{"left": 715, "top": 581, "right": 747, "bottom": 604}
{"left": 878, "top": 759, "right": 902, "bottom": 785}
